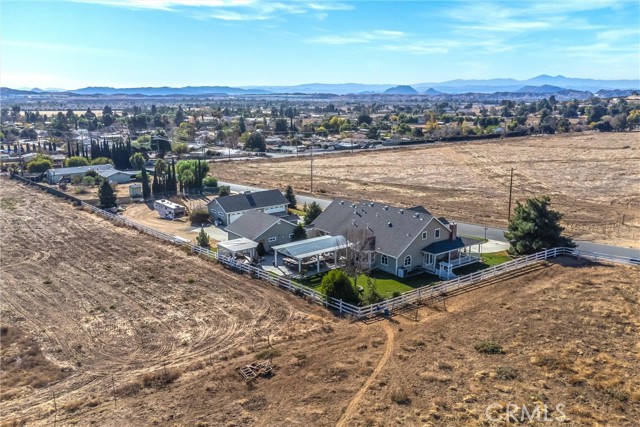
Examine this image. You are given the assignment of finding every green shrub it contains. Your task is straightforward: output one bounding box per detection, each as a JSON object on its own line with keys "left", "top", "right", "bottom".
{"left": 321, "top": 269, "right": 361, "bottom": 305}
{"left": 196, "top": 228, "right": 209, "bottom": 247}
{"left": 474, "top": 341, "right": 505, "bottom": 354}
{"left": 496, "top": 366, "right": 518, "bottom": 380}
{"left": 203, "top": 176, "right": 218, "bottom": 187}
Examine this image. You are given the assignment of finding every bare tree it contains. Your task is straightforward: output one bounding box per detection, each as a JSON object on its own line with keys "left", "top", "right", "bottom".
{"left": 342, "top": 225, "right": 376, "bottom": 285}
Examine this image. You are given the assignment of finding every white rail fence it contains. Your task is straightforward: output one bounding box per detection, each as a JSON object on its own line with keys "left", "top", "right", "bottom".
{"left": 10, "top": 174, "right": 639, "bottom": 319}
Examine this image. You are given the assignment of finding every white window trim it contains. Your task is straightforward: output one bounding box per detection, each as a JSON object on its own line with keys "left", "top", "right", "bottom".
{"left": 268, "top": 237, "right": 277, "bottom": 242}
{"left": 381, "top": 255, "right": 388, "bottom": 266}
{"left": 434, "top": 229, "right": 440, "bottom": 239}
{"left": 422, "top": 231, "right": 427, "bottom": 240}
{"left": 404, "top": 255, "right": 412, "bottom": 267}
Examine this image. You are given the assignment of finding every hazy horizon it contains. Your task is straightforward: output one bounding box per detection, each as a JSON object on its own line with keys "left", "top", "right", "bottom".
{"left": 2, "top": 0, "right": 639, "bottom": 89}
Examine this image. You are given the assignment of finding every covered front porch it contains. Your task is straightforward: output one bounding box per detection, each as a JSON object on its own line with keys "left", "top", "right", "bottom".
{"left": 272, "top": 235, "right": 349, "bottom": 278}
{"left": 421, "top": 236, "right": 485, "bottom": 280}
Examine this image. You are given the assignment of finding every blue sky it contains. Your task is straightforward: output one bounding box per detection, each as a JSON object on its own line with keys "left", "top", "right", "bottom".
{"left": 1, "top": 0, "right": 639, "bottom": 89}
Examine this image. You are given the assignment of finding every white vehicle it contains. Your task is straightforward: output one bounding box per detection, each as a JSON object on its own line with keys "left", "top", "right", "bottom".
{"left": 153, "top": 199, "right": 186, "bottom": 220}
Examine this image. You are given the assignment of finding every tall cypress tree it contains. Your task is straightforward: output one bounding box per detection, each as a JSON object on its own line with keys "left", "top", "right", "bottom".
{"left": 141, "top": 166, "right": 151, "bottom": 200}
{"left": 152, "top": 173, "right": 159, "bottom": 197}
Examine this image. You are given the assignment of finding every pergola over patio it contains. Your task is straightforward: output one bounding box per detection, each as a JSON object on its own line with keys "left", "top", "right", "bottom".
{"left": 217, "top": 238, "right": 259, "bottom": 258}
{"left": 272, "top": 235, "right": 349, "bottom": 275}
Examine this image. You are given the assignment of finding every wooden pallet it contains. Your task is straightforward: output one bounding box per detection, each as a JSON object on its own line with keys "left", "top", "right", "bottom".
{"left": 237, "top": 360, "right": 274, "bottom": 381}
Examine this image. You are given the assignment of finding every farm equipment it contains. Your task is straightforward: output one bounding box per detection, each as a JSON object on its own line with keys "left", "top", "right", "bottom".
{"left": 237, "top": 360, "right": 274, "bottom": 382}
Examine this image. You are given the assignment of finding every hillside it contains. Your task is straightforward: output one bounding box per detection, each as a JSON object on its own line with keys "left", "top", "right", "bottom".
{"left": 383, "top": 85, "right": 419, "bottom": 95}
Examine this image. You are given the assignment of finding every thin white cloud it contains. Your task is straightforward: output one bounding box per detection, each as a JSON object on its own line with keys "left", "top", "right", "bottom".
{"left": 309, "top": 30, "right": 406, "bottom": 45}
{"left": 307, "top": 2, "right": 353, "bottom": 11}
{"left": 69, "top": 0, "right": 351, "bottom": 20}
{"left": 597, "top": 28, "right": 639, "bottom": 41}
{"left": 71, "top": 0, "right": 255, "bottom": 11}
{"left": 447, "top": 0, "right": 615, "bottom": 33}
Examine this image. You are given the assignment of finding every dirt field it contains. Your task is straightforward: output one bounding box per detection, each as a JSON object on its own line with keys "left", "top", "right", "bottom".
{"left": 212, "top": 131, "right": 640, "bottom": 248}
{"left": 1, "top": 181, "right": 639, "bottom": 426}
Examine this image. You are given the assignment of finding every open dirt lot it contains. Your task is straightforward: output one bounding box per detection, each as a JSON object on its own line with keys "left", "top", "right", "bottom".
{"left": 1, "top": 181, "right": 639, "bottom": 426}
{"left": 213, "top": 132, "right": 640, "bottom": 248}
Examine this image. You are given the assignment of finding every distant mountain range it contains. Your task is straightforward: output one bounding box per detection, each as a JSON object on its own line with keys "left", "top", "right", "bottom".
{"left": 1, "top": 75, "right": 638, "bottom": 98}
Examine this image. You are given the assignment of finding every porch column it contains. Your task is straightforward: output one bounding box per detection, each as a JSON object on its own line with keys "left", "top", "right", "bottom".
{"left": 334, "top": 250, "right": 337, "bottom": 267}
{"left": 298, "top": 259, "right": 302, "bottom": 273}
{"left": 317, "top": 256, "right": 320, "bottom": 272}
{"left": 448, "top": 251, "right": 451, "bottom": 263}
{"left": 274, "top": 250, "right": 278, "bottom": 266}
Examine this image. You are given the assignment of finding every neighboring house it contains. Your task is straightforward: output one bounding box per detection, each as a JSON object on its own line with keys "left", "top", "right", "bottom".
{"left": 208, "top": 189, "right": 289, "bottom": 226}
{"left": 311, "top": 200, "right": 484, "bottom": 279}
{"left": 225, "top": 210, "right": 297, "bottom": 251}
{"left": 45, "top": 164, "right": 115, "bottom": 184}
{"left": 98, "top": 169, "right": 136, "bottom": 184}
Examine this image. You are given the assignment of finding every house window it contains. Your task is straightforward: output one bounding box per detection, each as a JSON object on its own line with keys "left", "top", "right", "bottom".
{"left": 381, "top": 255, "right": 388, "bottom": 266}
{"left": 434, "top": 229, "right": 441, "bottom": 239}
{"left": 268, "top": 237, "right": 277, "bottom": 242}
{"left": 422, "top": 231, "right": 427, "bottom": 240}
{"left": 404, "top": 255, "right": 412, "bottom": 267}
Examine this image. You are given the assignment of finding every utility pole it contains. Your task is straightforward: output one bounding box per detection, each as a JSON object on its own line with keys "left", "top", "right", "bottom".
{"left": 310, "top": 147, "right": 314, "bottom": 193}
{"left": 507, "top": 168, "right": 514, "bottom": 221}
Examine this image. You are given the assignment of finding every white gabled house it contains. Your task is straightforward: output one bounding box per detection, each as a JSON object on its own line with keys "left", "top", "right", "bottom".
{"left": 207, "top": 189, "right": 289, "bottom": 226}
{"left": 310, "top": 200, "right": 484, "bottom": 279}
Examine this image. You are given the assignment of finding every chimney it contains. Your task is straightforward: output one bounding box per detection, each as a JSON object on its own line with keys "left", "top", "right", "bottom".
{"left": 450, "top": 222, "right": 458, "bottom": 240}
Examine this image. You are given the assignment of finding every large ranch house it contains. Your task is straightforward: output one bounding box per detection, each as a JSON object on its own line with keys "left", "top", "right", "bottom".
{"left": 310, "top": 200, "right": 484, "bottom": 279}
{"left": 207, "top": 189, "right": 289, "bottom": 226}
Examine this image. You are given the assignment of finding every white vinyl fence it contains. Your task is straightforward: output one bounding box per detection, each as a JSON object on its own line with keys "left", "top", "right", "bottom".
{"left": 11, "top": 174, "right": 639, "bottom": 319}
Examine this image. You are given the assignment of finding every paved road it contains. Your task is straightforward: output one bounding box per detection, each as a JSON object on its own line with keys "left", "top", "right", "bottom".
{"left": 218, "top": 181, "right": 640, "bottom": 259}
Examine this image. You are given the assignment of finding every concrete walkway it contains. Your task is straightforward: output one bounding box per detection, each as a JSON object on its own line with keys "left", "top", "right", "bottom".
{"left": 482, "top": 239, "right": 510, "bottom": 253}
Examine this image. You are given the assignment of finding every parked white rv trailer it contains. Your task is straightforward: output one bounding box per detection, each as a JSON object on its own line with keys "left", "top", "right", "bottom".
{"left": 153, "top": 199, "right": 186, "bottom": 220}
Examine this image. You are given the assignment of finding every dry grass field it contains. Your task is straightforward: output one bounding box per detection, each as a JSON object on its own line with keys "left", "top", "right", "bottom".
{"left": 1, "top": 181, "right": 639, "bottom": 427}
{"left": 213, "top": 131, "right": 640, "bottom": 248}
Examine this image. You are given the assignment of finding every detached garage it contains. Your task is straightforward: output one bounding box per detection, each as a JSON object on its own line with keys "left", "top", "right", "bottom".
{"left": 225, "top": 210, "right": 297, "bottom": 251}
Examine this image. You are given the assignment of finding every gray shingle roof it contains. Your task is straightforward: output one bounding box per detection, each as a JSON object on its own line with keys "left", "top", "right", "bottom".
{"left": 311, "top": 200, "right": 440, "bottom": 258}
{"left": 211, "top": 189, "right": 288, "bottom": 213}
{"left": 47, "top": 164, "right": 114, "bottom": 175}
{"left": 225, "top": 210, "right": 294, "bottom": 241}
{"left": 421, "top": 236, "right": 485, "bottom": 254}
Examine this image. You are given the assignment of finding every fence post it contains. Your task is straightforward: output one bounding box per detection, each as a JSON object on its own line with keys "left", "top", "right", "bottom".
{"left": 338, "top": 299, "right": 343, "bottom": 314}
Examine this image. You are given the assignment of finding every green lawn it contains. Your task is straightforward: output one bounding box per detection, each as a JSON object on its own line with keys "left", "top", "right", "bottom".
{"left": 453, "top": 251, "right": 512, "bottom": 275}
{"left": 300, "top": 269, "right": 441, "bottom": 299}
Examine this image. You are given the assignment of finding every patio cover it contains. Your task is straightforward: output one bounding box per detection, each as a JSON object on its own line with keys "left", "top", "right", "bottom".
{"left": 272, "top": 235, "right": 348, "bottom": 260}
{"left": 421, "top": 236, "right": 485, "bottom": 255}
{"left": 218, "top": 238, "right": 259, "bottom": 254}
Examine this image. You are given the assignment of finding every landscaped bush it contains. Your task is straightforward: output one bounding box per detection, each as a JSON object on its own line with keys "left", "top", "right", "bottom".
{"left": 203, "top": 176, "right": 218, "bottom": 188}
